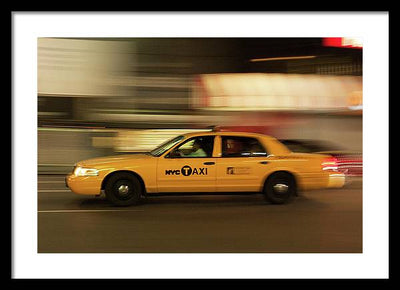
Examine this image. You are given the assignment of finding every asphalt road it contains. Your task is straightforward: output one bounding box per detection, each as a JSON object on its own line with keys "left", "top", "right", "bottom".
{"left": 38, "top": 175, "right": 362, "bottom": 253}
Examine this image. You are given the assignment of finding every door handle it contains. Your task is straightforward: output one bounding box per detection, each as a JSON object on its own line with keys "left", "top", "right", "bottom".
{"left": 203, "top": 161, "right": 215, "bottom": 165}
{"left": 259, "top": 161, "right": 269, "bottom": 164}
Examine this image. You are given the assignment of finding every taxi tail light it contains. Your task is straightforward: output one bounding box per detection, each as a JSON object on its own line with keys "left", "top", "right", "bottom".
{"left": 321, "top": 156, "right": 339, "bottom": 171}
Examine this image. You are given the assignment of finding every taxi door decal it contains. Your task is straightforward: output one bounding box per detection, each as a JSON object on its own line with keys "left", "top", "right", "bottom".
{"left": 165, "top": 165, "right": 208, "bottom": 176}
{"left": 226, "top": 166, "right": 251, "bottom": 175}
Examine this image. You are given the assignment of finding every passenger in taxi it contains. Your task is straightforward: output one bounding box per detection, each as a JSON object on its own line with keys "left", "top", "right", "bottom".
{"left": 222, "top": 138, "right": 241, "bottom": 157}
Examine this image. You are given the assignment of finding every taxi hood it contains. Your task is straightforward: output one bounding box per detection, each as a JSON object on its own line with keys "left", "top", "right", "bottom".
{"left": 77, "top": 153, "right": 152, "bottom": 167}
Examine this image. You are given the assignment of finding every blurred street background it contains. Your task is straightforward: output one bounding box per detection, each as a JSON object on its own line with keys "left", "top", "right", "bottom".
{"left": 38, "top": 37, "right": 362, "bottom": 174}
{"left": 37, "top": 37, "right": 363, "bottom": 254}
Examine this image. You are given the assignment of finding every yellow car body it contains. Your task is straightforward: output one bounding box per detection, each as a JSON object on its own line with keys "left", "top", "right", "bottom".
{"left": 66, "top": 131, "right": 345, "bottom": 205}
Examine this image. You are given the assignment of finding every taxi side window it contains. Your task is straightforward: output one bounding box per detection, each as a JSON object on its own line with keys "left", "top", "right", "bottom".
{"left": 221, "top": 136, "right": 268, "bottom": 157}
{"left": 169, "top": 136, "right": 215, "bottom": 158}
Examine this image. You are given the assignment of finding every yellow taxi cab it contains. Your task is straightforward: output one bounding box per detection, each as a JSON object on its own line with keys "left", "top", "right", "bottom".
{"left": 66, "top": 131, "right": 345, "bottom": 206}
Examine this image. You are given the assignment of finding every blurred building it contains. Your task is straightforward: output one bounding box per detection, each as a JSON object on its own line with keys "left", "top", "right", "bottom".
{"left": 38, "top": 37, "right": 362, "bottom": 128}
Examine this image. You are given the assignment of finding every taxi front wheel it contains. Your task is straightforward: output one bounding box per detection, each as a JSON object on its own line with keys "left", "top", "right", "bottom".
{"left": 104, "top": 173, "right": 142, "bottom": 206}
{"left": 263, "top": 172, "right": 296, "bottom": 204}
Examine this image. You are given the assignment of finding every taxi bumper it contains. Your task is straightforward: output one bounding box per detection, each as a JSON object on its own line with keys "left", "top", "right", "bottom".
{"left": 327, "top": 172, "right": 346, "bottom": 188}
{"left": 65, "top": 173, "right": 102, "bottom": 195}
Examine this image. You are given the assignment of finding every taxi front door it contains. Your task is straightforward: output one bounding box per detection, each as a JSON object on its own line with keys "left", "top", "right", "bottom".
{"left": 156, "top": 136, "right": 217, "bottom": 193}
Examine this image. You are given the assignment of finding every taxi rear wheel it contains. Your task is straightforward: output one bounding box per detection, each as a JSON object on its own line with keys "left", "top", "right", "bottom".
{"left": 104, "top": 173, "right": 142, "bottom": 206}
{"left": 263, "top": 172, "right": 296, "bottom": 204}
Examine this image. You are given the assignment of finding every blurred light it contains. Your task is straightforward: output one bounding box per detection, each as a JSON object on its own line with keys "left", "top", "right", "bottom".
{"left": 193, "top": 73, "right": 362, "bottom": 112}
{"left": 321, "top": 157, "right": 339, "bottom": 171}
{"left": 249, "top": 55, "right": 316, "bottom": 62}
{"left": 322, "top": 37, "right": 363, "bottom": 49}
{"left": 347, "top": 90, "right": 363, "bottom": 110}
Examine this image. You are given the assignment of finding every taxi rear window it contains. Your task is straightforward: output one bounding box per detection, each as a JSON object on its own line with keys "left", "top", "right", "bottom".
{"left": 221, "top": 136, "right": 268, "bottom": 157}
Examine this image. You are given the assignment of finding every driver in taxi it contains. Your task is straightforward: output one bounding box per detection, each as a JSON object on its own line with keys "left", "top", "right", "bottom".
{"left": 185, "top": 139, "right": 207, "bottom": 157}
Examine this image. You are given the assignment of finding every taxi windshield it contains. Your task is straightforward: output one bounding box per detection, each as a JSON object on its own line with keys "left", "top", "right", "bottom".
{"left": 149, "top": 135, "right": 185, "bottom": 157}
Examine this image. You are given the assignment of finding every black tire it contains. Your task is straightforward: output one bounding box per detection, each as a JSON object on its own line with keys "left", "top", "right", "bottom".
{"left": 263, "top": 172, "right": 296, "bottom": 204}
{"left": 104, "top": 172, "right": 143, "bottom": 206}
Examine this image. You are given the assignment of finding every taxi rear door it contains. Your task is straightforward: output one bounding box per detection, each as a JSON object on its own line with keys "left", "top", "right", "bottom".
{"left": 216, "top": 135, "right": 272, "bottom": 192}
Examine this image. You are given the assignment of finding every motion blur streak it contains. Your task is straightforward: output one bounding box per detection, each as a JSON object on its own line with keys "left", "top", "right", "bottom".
{"left": 250, "top": 55, "right": 317, "bottom": 62}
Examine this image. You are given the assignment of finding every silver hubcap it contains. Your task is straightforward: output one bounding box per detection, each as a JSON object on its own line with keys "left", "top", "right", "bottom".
{"left": 118, "top": 185, "right": 130, "bottom": 195}
{"left": 273, "top": 183, "right": 289, "bottom": 193}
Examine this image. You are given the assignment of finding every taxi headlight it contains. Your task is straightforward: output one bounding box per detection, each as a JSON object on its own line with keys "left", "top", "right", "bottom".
{"left": 73, "top": 166, "right": 99, "bottom": 177}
